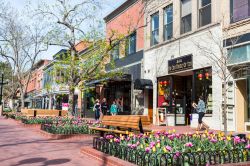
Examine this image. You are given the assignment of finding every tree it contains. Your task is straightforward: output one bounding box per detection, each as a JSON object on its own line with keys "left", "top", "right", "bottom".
{"left": 0, "top": 8, "right": 49, "bottom": 108}
{"left": 34, "top": 0, "right": 129, "bottom": 115}
{"left": 193, "top": 26, "right": 250, "bottom": 134}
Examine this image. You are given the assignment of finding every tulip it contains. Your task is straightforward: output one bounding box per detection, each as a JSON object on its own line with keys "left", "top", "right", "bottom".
{"left": 185, "top": 142, "right": 193, "bottom": 147}
{"left": 245, "top": 144, "right": 250, "bottom": 149}
{"left": 165, "top": 145, "right": 172, "bottom": 151}
{"left": 145, "top": 147, "right": 150, "bottom": 153}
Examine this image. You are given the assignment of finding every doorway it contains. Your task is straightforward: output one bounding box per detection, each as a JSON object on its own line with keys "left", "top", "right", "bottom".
{"left": 236, "top": 79, "right": 248, "bottom": 132}
{"left": 172, "top": 75, "right": 192, "bottom": 125}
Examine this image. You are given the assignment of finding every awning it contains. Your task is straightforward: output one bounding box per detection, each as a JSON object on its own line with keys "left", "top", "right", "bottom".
{"left": 134, "top": 79, "right": 153, "bottom": 90}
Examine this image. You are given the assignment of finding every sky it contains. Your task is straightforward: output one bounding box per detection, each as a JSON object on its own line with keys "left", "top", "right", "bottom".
{"left": 6, "top": 0, "right": 125, "bottom": 60}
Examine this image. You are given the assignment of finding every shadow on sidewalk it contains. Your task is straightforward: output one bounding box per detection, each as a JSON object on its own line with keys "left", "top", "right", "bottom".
{"left": 11, "top": 157, "right": 71, "bottom": 166}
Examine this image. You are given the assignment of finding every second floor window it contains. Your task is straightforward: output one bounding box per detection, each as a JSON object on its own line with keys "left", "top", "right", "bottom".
{"left": 126, "top": 32, "right": 136, "bottom": 55}
{"left": 111, "top": 43, "right": 119, "bottom": 61}
{"left": 151, "top": 12, "right": 159, "bottom": 46}
{"left": 181, "top": 0, "right": 192, "bottom": 34}
{"left": 164, "top": 4, "right": 173, "bottom": 40}
{"left": 230, "top": 0, "right": 250, "bottom": 23}
{"left": 199, "top": 0, "right": 211, "bottom": 27}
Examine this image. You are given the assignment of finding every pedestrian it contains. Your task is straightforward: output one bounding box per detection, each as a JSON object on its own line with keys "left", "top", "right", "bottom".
{"left": 192, "top": 96, "right": 209, "bottom": 131}
{"left": 101, "top": 98, "right": 109, "bottom": 116}
{"left": 110, "top": 101, "right": 118, "bottom": 116}
{"left": 93, "top": 99, "right": 101, "bottom": 121}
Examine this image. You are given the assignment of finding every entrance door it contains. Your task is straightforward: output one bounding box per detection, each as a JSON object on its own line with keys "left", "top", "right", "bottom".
{"left": 148, "top": 89, "right": 153, "bottom": 123}
{"left": 173, "top": 76, "right": 192, "bottom": 125}
{"left": 236, "top": 79, "right": 247, "bottom": 132}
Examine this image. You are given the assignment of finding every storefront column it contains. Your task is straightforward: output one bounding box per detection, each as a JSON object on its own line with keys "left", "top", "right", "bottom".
{"left": 247, "top": 77, "right": 250, "bottom": 121}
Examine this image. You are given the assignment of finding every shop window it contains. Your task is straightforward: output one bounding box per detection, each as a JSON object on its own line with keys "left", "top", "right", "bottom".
{"left": 199, "top": 0, "right": 211, "bottom": 27}
{"left": 181, "top": 0, "right": 192, "bottom": 34}
{"left": 230, "top": 0, "right": 250, "bottom": 23}
{"left": 111, "top": 43, "right": 119, "bottom": 61}
{"left": 164, "top": 4, "right": 173, "bottom": 41}
{"left": 157, "top": 79, "right": 172, "bottom": 113}
{"left": 151, "top": 12, "right": 159, "bottom": 46}
{"left": 228, "top": 44, "right": 250, "bottom": 64}
{"left": 126, "top": 32, "right": 136, "bottom": 55}
{"left": 194, "top": 68, "right": 213, "bottom": 114}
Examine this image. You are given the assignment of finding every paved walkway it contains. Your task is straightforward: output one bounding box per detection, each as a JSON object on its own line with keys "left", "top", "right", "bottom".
{"left": 0, "top": 117, "right": 105, "bottom": 166}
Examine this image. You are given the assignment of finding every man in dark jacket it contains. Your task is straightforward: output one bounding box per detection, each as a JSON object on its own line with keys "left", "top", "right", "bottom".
{"left": 101, "top": 98, "right": 109, "bottom": 115}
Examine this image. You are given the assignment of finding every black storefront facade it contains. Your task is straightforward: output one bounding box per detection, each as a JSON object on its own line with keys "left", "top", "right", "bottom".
{"left": 157, "top": 54, "right": 213, "bottom": 126}
{"left": 83, "top": 50, "right": 144, "bottom": 117}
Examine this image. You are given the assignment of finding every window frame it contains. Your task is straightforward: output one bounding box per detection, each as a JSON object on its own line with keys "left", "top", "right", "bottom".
{"left": 126, "top": 32, "right": 137, "bottom": 55}
{"left": 110, "top": 42, "right": 120, "bottom": 61}
{"left": 180, "top": 0, "right": 192, "bottom": 34}
{"left": 163, "top": 4, "right": 173, "bottom": 41}
{"left": 230, "top": 0, "right": 250, "bottom": 23}
{"left": 198, "top": 0, "right": 212, "bottom": 27}
{"left": 151, "top": 12, "right": 159, "bottom": 46}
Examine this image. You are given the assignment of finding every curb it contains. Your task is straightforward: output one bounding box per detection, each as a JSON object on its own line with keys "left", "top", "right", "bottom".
{"left": 80, "top": 146, "right": 136, "bottom": 166}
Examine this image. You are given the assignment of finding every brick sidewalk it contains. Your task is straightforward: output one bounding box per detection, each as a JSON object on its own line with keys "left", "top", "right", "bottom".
{"left": 0, "top": 117, "right": 104, "bottom": 166}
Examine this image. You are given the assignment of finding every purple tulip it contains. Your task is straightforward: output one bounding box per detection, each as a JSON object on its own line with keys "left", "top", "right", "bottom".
{"left": 174, "top": 151, "right": 181, "bottom": 159}
{"left": 145, "top": 147, "right": 151, "bottom": 153}
{"left": 210, "top": 138, "right": 218, "bottom": 143}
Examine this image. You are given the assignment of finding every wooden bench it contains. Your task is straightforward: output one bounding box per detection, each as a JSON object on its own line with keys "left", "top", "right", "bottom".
{"left": 89, "top": 115, "right": 151, "bottom": 136}
{"left": 21, "top": 109, "right": 67, "bottom": 117}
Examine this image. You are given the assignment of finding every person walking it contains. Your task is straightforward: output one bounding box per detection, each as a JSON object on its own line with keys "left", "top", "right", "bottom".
{"left": 110, "top": 101, "right": 118, "bottom": 116}
{"left": 101, "top": 98, "right": 109, "bottom": 115}
{"left": 93, "top": 99, "right": 101, "bottom": 121}
{"left": 192, "top": 96, "right": 209, "bottom": 131}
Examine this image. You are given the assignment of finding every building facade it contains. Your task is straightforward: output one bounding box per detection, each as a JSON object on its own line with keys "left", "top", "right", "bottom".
{"left": 90, "top": 0, "right": 146, "bottom": 116}
{"left": 143, "top": 0, "right": 227, "bottom": 130}
{"left": 25, "top": 59, "right": 51, "bottom": 108}
{"left": 222, "top": 0, "right": 250, "bottom": 132}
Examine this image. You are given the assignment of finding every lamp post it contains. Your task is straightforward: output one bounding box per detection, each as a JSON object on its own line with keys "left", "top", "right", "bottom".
{"left": 0, "top": 72, "right": 8, "bottom": 115}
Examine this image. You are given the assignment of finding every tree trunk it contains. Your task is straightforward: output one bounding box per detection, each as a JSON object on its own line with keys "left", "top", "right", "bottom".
{"left": 20, "top": 91, "right": 25, "bottom": 108}
{"left": 222, "top": 81, "right": 228, "bottom": 135}
{"left": 68, "top": 88, "right": 75, "bottom": 116}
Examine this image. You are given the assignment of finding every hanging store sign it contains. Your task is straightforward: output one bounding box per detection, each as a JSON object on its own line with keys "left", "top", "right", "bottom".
{"left": 168, "top": 54, "right": 193, "bottom": 73}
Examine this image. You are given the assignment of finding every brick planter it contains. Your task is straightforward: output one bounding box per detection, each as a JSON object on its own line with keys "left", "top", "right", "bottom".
{"left": 37, "top": 129, "right": 95, "bottom": 140}
{"left": 80, "top": 146, "right": 136, "bottom": 166}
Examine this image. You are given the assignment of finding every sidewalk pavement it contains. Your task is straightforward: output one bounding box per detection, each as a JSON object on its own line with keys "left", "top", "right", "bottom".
{"left": 0, "top": 117, "right": 105, "bottom": 166}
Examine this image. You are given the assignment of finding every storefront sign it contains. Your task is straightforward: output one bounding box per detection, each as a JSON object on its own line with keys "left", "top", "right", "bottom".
{"left": 168, "top": 54, "right": 193, "bottom": 73}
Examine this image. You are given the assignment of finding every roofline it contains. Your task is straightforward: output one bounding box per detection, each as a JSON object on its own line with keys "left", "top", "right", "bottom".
{"left": 104, "top": 0, "right": 138, "bottom": 23}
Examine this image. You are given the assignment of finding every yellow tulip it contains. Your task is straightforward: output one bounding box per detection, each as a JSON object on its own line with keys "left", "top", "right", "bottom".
{"left": 140, "top": 144, "right": 143, "bottom": 149}
{"left": 163, "top": 147, "right": 167, "bottom": 153}
{"left": 152, "top": 147, "right": 156, "bottom": 152}
{"left": 227, "top": 136, "right": 231, "bottom": 141}
{"left": 126, "top": 131, "right": 129, "bottom": 134}
{"left": 161, "top": 136, "right": 165, "bottom": 140}
{"left": 157, "top": 143, "right": 160, "bottom": 148}
{"left": 173, "top": 129, "right": 176, "bottom": 133}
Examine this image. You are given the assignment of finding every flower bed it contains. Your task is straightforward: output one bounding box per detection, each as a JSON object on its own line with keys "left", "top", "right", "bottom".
{"left": 93, "top": 131, "right": 250, "bottom": 165}
{"left": 41, "top": 117, "right": 99, "bottom": 135}
{"left": 5, "top": 112, "right": 25, "bottom": 120}
{"left": 21, "top": 117, "right": 54, "bottom": 124}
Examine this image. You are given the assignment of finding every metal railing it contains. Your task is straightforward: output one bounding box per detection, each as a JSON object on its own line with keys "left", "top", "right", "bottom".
{"left": 93, "top": 137, "right": 250, "bottom": 166}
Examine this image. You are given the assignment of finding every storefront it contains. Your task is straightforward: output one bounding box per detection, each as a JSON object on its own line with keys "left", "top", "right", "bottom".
{"left": 156, "top": 55, "right": 213, "bottom": 126}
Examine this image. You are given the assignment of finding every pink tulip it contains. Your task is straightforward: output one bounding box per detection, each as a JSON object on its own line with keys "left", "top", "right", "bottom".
{"left": 234, "top": 136, "right": 241, "bottom": 144}
{"left": 245, "top": 144, "right": 250, "bottom": 149}
{"left": 185, "top": 142, "right": 193, "bottom": 147}
{"left": 165, "top": 146, "right": 172, "bottom": 151}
